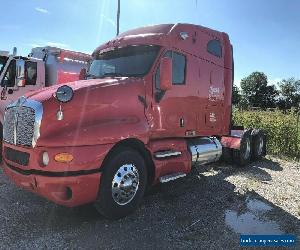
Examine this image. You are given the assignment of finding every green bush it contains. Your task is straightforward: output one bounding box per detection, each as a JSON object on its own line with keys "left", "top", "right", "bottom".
{"left": 233, "top": 109, "right": 300, "bottom": 159}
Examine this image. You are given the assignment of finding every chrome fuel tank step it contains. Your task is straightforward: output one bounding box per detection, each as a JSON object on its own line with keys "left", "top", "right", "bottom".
{"left": 159, "top": 172, "right": 186, "bottom": 183}
{"left": 187, "top": 137, "right": 222, "bottom": 165}
{"left": 154, "top": 150, "right": 182, "bottom": 159}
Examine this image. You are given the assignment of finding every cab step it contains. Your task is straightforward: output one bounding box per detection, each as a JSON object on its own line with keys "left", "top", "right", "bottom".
{"left": 159, "top": 172, "right": 186, "bottom": 183}
{"left": 154, "top": 150, "right": 181, "bottom": 159}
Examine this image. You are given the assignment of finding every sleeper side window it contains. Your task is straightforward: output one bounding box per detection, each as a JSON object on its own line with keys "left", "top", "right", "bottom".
{"left": 207, "top": 39, "right": 222, "bottom": 58}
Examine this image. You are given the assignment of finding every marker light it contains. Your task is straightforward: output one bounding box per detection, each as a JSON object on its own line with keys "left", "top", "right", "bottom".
{"left": 54, "top": 153, "right": 74, "bottom": 163}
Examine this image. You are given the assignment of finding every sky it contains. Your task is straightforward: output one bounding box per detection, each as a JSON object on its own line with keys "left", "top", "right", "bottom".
{"left": 0, "top": 0, "right": 299, "bottom": 86}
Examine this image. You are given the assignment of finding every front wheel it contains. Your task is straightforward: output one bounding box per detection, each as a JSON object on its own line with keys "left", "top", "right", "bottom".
{"left": 94, "top": 147, "right": 147, "bottom": 219}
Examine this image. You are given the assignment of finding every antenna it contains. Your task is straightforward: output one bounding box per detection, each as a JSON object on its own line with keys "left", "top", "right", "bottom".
{"left": 117, "top": 0, "right": 120, "bottom": 36}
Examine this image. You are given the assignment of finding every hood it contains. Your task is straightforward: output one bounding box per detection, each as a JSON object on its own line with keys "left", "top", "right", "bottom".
{"left": 28, "top": 78, "right": 149, "bottom": 147}
{"left": 25, "top": 78, "right": 122, "bottom": 102}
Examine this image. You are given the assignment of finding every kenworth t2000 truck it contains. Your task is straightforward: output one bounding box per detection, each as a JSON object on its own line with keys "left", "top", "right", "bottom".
{"left": 1, "top": 24, "right": 266, "bottom": 219}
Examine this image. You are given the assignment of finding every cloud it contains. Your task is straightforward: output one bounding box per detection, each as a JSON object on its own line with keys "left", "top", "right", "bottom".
{"left": 234, "top": 79, "right": 241, "bottom": 88}
{"left": 100, "top": 14, "right": 116, "bottom": 27}
{"left": 29, "top": 43, "right": 43, "bottom": 48}
{"left": 28, "top": 41, "right": 70, "bottom": 50}
{"left": 269, "top": 78, "right": 282, "bottom": 86}
{"left": 46, "top": 42, "right": 70, "bottom": 49}
{"left": 35, "top": 7, "right": 50, "bottom": 14}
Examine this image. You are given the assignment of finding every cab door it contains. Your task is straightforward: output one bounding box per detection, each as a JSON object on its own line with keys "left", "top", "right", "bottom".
{"left": 0, "top": 59, "right": 40, "bottom": 101}
{"left": 149, "top": 50, "right": 197, "bottom": 138}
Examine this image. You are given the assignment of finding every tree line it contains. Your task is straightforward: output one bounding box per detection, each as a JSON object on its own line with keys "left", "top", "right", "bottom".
{"left": 233, "top": 71, "right": 300, "bottom": 110}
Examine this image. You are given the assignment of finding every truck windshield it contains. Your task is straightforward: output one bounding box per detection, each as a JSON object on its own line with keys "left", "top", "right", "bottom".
{"left": 88, "top": 45, "right": 160, "bottom": 78}
{"left": 0, "top": 56, "right": 8, "bottom": 75}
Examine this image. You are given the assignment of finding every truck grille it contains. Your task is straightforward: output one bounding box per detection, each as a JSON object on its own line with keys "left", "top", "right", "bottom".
{"left": 3, "top": 106, "right": 35, "bottom": 147}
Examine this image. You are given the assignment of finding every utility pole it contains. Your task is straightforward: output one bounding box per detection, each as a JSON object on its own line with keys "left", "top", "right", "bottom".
{"left": 117, "top": 0, "right": 120, "bottom": 36}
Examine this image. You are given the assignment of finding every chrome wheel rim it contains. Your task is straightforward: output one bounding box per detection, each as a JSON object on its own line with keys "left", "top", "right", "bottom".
{"left": 257, "top": 136, "right": 264, "bottom": 156}
{"left": 112, "top": 164, "right": 139, "bottom": 206}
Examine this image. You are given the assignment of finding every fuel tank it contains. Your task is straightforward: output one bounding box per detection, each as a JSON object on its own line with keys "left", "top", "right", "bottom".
{"left": 187, "top": 137, "right": 222, "bottom": 165}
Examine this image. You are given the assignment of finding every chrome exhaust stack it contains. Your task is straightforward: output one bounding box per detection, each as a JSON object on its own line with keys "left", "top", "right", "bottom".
{"left": 188, "top": 137, "right": 222, "bottom": 165}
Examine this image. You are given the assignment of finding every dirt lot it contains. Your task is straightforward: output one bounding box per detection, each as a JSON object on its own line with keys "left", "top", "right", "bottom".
{"left": 0, "top": 156, "right": 299, "bottom": 249}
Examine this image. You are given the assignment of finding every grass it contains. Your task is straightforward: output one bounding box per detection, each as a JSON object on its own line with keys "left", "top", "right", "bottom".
{"left": 233, "top": 109, "right": 300, "bottom": 159}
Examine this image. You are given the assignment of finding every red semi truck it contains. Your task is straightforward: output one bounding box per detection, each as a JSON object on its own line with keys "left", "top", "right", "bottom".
{"left": 1, "top": 24, "right": 266, "bottom": 219}
{"left": 0, "top": 46, "right": 91, "bottom": 159}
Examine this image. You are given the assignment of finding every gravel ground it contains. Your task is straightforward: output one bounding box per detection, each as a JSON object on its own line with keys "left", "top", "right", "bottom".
{"left": 0, "top": 156, "right": 299, "bottom": 249}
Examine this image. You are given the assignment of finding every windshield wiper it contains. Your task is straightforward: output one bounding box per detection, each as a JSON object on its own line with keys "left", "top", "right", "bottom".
{"left": 100, "top": 72, "right": 125, "bottom": 78}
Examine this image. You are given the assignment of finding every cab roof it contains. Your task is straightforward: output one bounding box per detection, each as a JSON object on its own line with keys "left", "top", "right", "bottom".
{"left": 93, "top": 23, "right": 228, "bottom": 55}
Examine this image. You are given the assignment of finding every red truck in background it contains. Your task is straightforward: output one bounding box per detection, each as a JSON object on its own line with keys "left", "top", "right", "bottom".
{"left": 0, "top": 46, "right": 91, "bottom": 159}
{"left": 0, "top": 46, "right": 91, "bottom": 107}
{"left": 1, "top": 24, "right": 266, "bottom": 219}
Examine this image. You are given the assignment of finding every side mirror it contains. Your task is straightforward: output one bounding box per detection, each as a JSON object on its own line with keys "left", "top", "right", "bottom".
{"left": 79, "top": 68, "right": 86, "bottom": 80}
{"left": 160, "top": 57, "right": 172, "bottom": 91}
{"left": 15, "top": 59, "right": 25, "bottom": 87}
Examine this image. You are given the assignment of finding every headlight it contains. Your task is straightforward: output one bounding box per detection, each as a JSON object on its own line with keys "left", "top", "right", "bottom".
{"left": 42, "top": 151, "right": 49, "bottom": 166}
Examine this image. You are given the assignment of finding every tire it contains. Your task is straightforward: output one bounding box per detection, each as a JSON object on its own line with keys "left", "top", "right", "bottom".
{"left": 233, "top": 130, "right": 252, "bottom": 167}
{"left": 251, "top": 129, "right": 266, "bottom": 160}
{"left": 94, "top": 147, "right": 147, "bottom": 219}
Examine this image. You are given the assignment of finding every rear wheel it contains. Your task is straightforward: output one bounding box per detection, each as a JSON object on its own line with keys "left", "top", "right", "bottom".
{"left": 251, "top": 129, "right": 266, "bottom": 160}
{"left": 94, "top": 147, "right": 147, "bottom": 219}
{"left": 233, "top": 130, "right": 252, "bottom": 167}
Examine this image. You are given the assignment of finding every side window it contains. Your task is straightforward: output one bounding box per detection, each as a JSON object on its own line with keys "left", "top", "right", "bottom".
{"left": 155, "top": 50, "right": 186, "bottom": 89}
{"left": 172, "top": 52, "right": 186, "bottom": 85}
{"left": 25, "top": 61, "right": 37, "bottom": 85}
{"left": 207, "top": 39, "right": 222, "bottom": 58}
